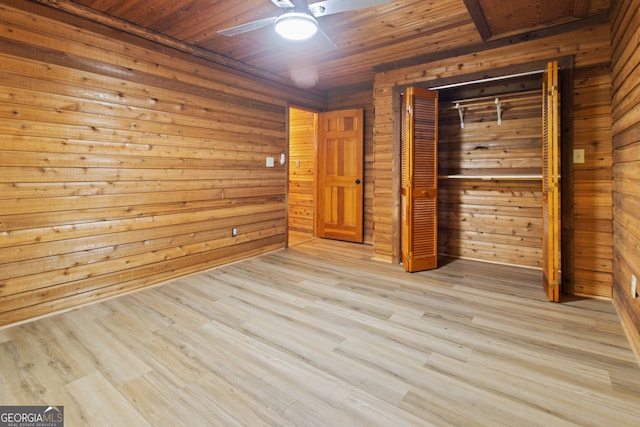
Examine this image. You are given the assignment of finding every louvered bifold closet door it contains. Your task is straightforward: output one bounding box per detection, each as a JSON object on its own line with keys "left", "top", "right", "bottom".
{"left": 401, "top": 87, "right": 438, "bottom": 272}
{"left": 542, "top": 61, "right": 561, "bottom": 302}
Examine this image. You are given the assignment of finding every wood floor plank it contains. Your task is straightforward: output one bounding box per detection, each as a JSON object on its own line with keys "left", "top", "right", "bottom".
{"left": 179, "top": 373, "right": 293, "bottom": 426}
{"left": 1, "top": 238, "right": 639, "bottom": 426}
{"left": 65, "top": 371, "right": 152, "bottom": 427}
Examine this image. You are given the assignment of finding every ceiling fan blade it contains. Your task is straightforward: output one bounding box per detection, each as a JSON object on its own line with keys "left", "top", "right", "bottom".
{"left": 308, "top": 0, "right": 390, "bottom": 17}
{"left": 218, "top": 16, "right": 278, "bottom": 36}
{"left": 270, "top": 0, "right": 296, "bottom": 8}
{"left": 317, "top": 25, "right": 337, "bottom": 49}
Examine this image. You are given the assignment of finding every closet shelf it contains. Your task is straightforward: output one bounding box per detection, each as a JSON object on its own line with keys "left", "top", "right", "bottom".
{"left": 438, "top": 174, "right": 542, "bottom": 180}
{"left": 450, "top": 90, "right": 541, "bottom": 109}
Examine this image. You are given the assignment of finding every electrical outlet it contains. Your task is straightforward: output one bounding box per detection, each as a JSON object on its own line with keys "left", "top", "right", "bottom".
{"left": 632, "top": 274, "right": 637, "bottom": 299}
{"left": 573, "top": 149, "right": 585, "bottom": 164}
{"left": 231, "top": 227, "right": 237, "bottom": 237}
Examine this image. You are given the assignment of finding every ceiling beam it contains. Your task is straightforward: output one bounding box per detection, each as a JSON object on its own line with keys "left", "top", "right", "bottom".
{"left": 462, "top": 0, "right": 493, "bottom": 40}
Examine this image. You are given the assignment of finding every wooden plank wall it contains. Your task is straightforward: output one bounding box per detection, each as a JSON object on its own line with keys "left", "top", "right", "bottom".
{"left": 611, "top": 0, "right": 640, "bottom": 361}
{"left": 288, "top": 108, "right": 317, "bottom": 237}
{"left": 328, "top": 89, "right": 375, "bottom": 244}
{"left": 438, "top": 179, "right": 542, "bottom": 268}
{"left": 438, "top": 90, "right": 543, "bottom": 268}
{"left": 571, "top": 64, "right": 614, "bottom": 297}
{"left": 372, "top": 23, "right": 613, "bottom": 298}
{"left": 0, "top": 1, "right": 325, "bottom": 326}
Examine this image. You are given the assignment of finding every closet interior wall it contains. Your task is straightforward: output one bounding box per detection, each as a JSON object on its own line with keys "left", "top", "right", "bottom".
{"left": 437, "top": 76, "right": 545, "bottom": 268}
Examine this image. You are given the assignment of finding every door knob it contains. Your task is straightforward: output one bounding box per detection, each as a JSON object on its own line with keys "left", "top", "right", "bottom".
{"left": 355, "top": 179, "right": 361, "bottom": 184}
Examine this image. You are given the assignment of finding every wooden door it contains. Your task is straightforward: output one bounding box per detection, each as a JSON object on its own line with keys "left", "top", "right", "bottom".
{"left": 316, "top": 109, "right": 364, "bottom": 243}
{"left": 542, "top": 61, "right": 561, "bottom": 302}
{"left": 401, "top": 87, "right": 439, "bottom": 272}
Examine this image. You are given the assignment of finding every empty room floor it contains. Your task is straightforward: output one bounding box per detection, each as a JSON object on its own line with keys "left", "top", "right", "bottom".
{"left": 1, "top": 239, "right": 639, "bottom": 426}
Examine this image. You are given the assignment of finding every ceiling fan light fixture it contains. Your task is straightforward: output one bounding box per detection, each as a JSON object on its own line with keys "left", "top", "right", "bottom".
{"left": 274, "top": 12, "right": 318, "bottom": 41}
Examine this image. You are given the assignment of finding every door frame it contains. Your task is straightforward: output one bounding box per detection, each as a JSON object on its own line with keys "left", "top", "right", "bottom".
{"left": 287, "top": 105, "right": 320, "bottom": 247}
{"left": 287, "top": 106, "right": 366, "bottom": 246}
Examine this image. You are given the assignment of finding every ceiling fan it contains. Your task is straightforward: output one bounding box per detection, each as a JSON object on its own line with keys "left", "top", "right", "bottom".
{"left": 217, "top": 0, "right": 390, "bottom": 47}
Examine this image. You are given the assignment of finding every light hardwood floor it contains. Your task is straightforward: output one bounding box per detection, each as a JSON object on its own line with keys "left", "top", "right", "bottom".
{"left": 1, "top": 238, "right": 639, "bottom": 426}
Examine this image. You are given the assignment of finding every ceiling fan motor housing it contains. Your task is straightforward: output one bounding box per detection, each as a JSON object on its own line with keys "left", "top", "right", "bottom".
{"left": 274, "top": 11, "right": 319, "bottom": 40}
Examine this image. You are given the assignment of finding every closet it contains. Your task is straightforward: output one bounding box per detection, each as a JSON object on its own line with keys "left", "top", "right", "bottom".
{"left": 437, "top": 73, "right": 545, "bottom": 269}
{"left": 401, "top": 62, "right": 561, "bottom": 300}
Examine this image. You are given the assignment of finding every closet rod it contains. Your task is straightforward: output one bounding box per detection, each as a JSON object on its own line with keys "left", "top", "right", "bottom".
{"left": 428, "top": 69, "right": 545, "bottom": 91}
{"left": 451, "top": 90, "right": 541, "bottom": 108}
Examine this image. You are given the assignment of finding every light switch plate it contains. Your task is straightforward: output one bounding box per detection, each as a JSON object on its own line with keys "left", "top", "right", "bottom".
{"left": 266, "top": 156, "right": 274, "bottom": 167}
{"left": 573, "top": 149, "right": 585, "bottom": 164}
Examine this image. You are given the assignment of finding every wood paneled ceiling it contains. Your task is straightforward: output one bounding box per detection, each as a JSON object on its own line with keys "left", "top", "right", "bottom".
{"left": 34, "top": 0, "right": 611, "bottom": 92}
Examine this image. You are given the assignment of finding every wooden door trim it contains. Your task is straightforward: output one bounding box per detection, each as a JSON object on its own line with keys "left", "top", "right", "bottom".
{"left": 288, "top": 105, "right": 319, "bottom": 247}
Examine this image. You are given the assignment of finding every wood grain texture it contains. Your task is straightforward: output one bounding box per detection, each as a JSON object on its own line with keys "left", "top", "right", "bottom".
{"left": 328, "top": 88, "right": 376, "bottom": 244}
{"left": 438, "top": 180, "right": 543, "bottom": 268}
{"left": 570, "top": 64, "right": 614, "bottom": 298}
{"left": 1, "top": 239, "right": 639, "bottom": 426}
{"left": 288, "top": 107, "right": 317, "bottom": 238}
{"left": 610, "top": 0, "right": 640, "bottom": 364}
{"left": 437, "top": 88, "right": 543, "bottom": 268}
{"left": 33, "top": 0, "right": 611, "bottom": 92}
{"left": 0, "top": 1, "right": 325, "bottom": 326}
{"left": 372, "top": 23, "right": 614, "bottom": 299}
{"left": 288, "top": 89, "right": 376, "bottom": 245}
